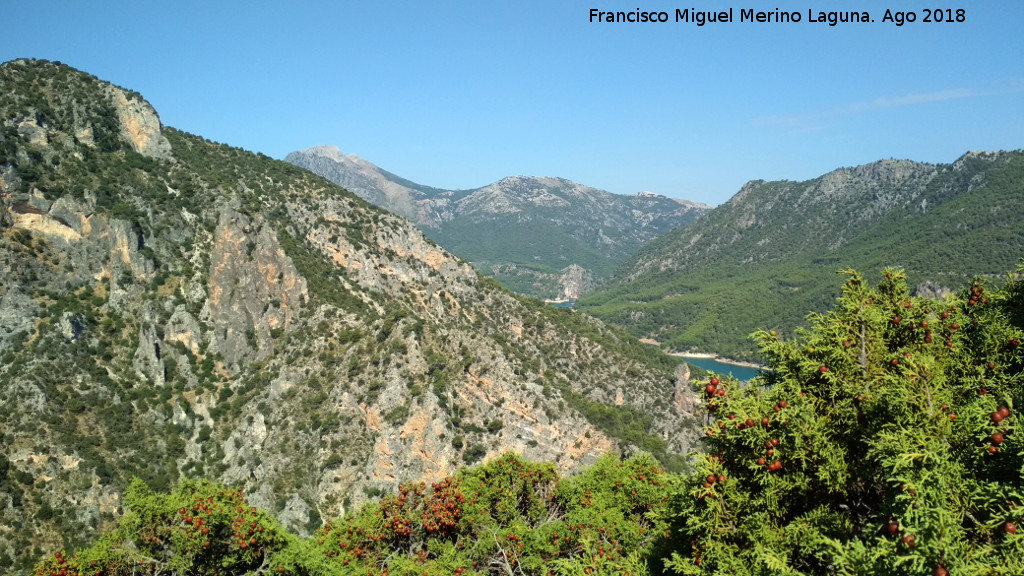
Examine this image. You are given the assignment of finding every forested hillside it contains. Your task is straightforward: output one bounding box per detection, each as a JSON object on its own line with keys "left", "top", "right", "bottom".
{"left": 579, "top": 153, "right": 1024, "bottom": 360}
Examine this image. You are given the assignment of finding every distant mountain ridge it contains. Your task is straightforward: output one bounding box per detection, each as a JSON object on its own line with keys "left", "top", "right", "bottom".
{"left": 285, "top": 146, "right": 709, "bottom": 299}
{"left": 578, "top": 150, "right": 1024, "bottom": 360}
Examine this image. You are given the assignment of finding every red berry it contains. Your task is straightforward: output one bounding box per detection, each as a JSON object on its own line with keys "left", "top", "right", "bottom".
{"left": 707, "top": 475, "right": 716, "bottom": 484}
{"left": 887, "top": 522, "right": 899, "bottom": 535}
{"left": 892, "top": 316, "right": 901, "bottom": 324}
{"left": 992, "top": 412, "right": 1004, "bottom": 423}
{"left": 987, "top": 362, "right": 996, "bottom": 371}
{"left": 941, "top": 311, "right": 949, "bottom": 319}
{"left": 998, "top": 407, "right": 1010, "bottom": 418}
{"left": 705, "top": 384, "right": 715, "bottom": 396}
{"left": 935, "top": 566, "right": 948, "bottom": 576}
{"left": 745, "top": 419, "right": 755, "bottom": 428}
{"left": 761, "top": 417, "right": 770, "bottom": 428}
{"left": 1006, "top": 522, "right": 1018, "bottom": 534}
{"left": 842, "top": 340, "right": 850, "bottom": 347}
{"left": 717, "top": 475, "right": 726, "bottom": 483}
{"left": 771, "top": 438, "right": 779, "bottom": 447}
{"left": 992, "top": 433, "right": 1005, "bottom": 445}
{"left": 778, "top": 401, "right": 788, "bottom": 409}
{"left": 757, "top": 457, "right": 766, "bottom": 466}
{"left": 819, "top": 366, "right": 828, "bottom": 373}
{"left": 988, "top": 446, "right": 998, "bottom": 454}
{"left": 901, "top": 534, "right": 916, "bottom": 547}
{"left": 890, "top": 359, "right": 899, "bottom": 366}
{"left": 710, "top": 377, "right": 720, "bottom": 386}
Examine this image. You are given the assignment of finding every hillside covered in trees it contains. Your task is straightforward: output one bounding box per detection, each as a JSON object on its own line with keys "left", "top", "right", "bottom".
{"left": 30, "top": 264, "right": 1024, "bottom": 575}
{"left": 578, "top": 152, "right": 1024, "bottom": 361}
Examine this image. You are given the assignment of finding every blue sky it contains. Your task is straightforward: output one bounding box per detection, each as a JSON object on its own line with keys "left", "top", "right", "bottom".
{"left": 5, "top": 1, "right": 1023, "bottom": 205}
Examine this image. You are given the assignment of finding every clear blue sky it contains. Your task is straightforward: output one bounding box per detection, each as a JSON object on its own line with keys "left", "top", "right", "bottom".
{"left": 5, "top": 1, "right": 1023, "bottom": 205}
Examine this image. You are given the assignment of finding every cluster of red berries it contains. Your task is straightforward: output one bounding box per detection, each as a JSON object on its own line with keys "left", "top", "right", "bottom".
{"left": 987, "top": 406, "right": 1012, "bottom": 454}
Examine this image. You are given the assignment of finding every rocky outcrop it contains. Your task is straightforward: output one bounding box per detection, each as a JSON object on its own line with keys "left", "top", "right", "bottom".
{"left": 103, "top": 86, "right": 173, "bottom": 159}
{"left": 557, "top": 264, "right": 597, "bottom": 300}
{"left": 205, "top": 205, "right": 308, "bottom": 371}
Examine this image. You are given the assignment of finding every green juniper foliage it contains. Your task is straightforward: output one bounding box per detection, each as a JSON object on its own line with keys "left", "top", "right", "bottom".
{"left": 665, "top": 266, "right": 1024, "bottom": 575}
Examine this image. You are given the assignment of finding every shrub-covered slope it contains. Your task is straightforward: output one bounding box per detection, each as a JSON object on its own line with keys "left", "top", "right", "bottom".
{"left": 0, "top": 59, "right": 699, "bottom": 573}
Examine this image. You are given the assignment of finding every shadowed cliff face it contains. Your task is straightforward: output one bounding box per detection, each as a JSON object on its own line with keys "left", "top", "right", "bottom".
{"left": 285, "top": 146, "right": 710, "bottom": 300}
{"left": 0, "top": 59, "right": 699, "bottom": 573}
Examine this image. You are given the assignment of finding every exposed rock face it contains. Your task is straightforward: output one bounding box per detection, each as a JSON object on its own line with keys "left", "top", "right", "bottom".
{"left": 205, "top": 205, "right": 308, "bottom": 371}
{"left": 0, "top": 59, "right": 700, "bottom": 573}
{"left": 285, "top": 147, "right": 710, "bottom": 300}
{"left": 103, "top": 85, "right": 173, "bottom": 159}
{"left": 557, "top": 264, "right": 596, "bottom": 300}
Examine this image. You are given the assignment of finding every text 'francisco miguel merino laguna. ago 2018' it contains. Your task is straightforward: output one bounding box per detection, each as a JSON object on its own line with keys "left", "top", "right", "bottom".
{"left": 589, "top": 8, "right": 883, "bottom": 26}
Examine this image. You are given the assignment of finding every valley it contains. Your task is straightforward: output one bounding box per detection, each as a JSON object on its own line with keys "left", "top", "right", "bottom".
{"left": 1, "top": 57, "right": 1023, "bottom": 576}
{"left": 285, "top": 146, "right": 709, "bottom": 301}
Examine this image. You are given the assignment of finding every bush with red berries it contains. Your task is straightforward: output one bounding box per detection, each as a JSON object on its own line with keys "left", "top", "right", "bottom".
{"left": 32, "top": 478, "right": 330, "bottom": 576}
{"left": 664, "top": 266, "right": 1024, "bottom": 575}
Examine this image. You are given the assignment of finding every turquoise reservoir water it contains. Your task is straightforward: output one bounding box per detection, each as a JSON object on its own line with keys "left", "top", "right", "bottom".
{"left": 680, "top": 356, "right": 765, "bottom": 382}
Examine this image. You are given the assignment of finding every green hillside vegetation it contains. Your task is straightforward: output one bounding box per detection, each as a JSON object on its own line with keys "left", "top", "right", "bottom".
{"left": 32, "top": 265, "right": 1024, "bottom": 575}
{"left": 579, "top": 152, "right": 1024, "bottom": 361}
{"left": 430, "top": 216, "right": 623, "bottom": 293}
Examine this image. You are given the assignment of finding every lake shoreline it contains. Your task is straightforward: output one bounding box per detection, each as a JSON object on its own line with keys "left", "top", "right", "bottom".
{"left": 668, "top": 352, "right": 769, "bottom": 371}
{"left": 639, "top": 338, "right": 769, "bottom": 371}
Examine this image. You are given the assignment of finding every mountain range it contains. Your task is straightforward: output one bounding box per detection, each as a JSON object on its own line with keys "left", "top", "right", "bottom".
{"left": 0, "top": 60, "right": 699, "bottom": 572}
{"left": 578, "top": 152, "right": 1024, "bottom": 360}
{"left": 285, "top": 146, "right": 709, "bottom": 300}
